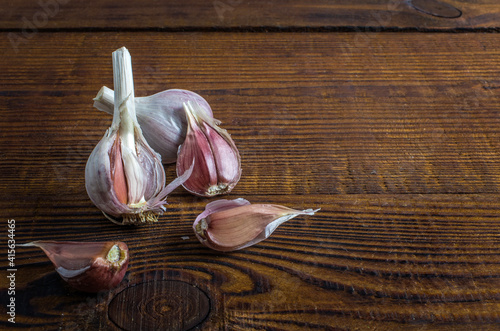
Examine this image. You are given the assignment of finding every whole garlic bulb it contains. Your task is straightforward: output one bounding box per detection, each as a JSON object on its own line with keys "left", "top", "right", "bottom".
{"left": 85, "top": 47, "right": 191, "bottom": 225}
{"left": 93, "top": 86, "right": 213, "bottom": 164}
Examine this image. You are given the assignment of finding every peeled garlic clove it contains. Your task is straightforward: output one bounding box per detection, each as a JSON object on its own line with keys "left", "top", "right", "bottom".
{"left": 85, "top": 47, "right": 192, "bottom": 225}
{"left": 193, "top": 198, "right": 319, "bottom": 251}
{"left": 177, "top": 101, "right": 241, "bottom": 197}
{"left": 21, "top": 241, "right": 129, "bottom": 293}
{"left": 93, "top": 86, "right": 213, "bottom": 164}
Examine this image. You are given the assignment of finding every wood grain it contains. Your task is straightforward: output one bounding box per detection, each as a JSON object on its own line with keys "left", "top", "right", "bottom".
{"left": 1, "top": 32, "right": 500, "bottom": 329}
{"left": 108, "top": 280, "right": 210, "bottom": 330}
{"left": 1, "top": 33, "right": 499, "bottom": 196}
{"left": 2, "top": 194, "right": 500, "bottom": 329}
{"left": 0, "top": 0, "right": 499, "bottom": 30}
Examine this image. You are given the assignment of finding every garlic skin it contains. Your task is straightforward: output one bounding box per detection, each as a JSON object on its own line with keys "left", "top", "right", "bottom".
{"left": 21, "top": 241, "right": 129, "bottom": 293}
{"left": 93, "top": 86, "right": 213, "bottom": 164}
{"left": 85, "top": 47, "right": 192, "bottom": 225}
{"left": 193, "top": 198, "right": 319, "bottom": 251}
{"left": 177, "top": 101, "right": 241, "bottom": 197}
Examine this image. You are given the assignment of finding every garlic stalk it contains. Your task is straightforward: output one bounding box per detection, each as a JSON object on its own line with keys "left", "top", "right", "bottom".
{"left": 93, "top": 86, "right": 213, "bottom": 164}
{"left": 85, "top": 47, "right": 192, "bottom": 225}
{"left": 193, "top": 198, "right": 319, "bottom": 251}
{"left": 177, "top": 101, "right": 241, "bottom": 197}
{"left": 20, "top": 241, "right": 129, "bottom": 293}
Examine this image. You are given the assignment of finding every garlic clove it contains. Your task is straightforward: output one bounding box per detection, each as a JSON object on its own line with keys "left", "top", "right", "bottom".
{"left": 93, "top": 86, "right": 213, "bottom": 164}
{"left": 21, "top": 241, "right": 129, "bottom": 293}
{"left": 193, "top": 198, "right": 319, "bottom": 251}
{"left": 86, "top": 47, "right": 192, "bottom": 225}
{"left": 177, "top": 101, "right": 241, "bottom": 197}
{"left": 201, "top": 122, "right": 240, "bottom": 190}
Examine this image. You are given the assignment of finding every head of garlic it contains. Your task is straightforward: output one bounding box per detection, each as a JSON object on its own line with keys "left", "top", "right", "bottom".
{"left": 93, "top": 86, "right": 213, "bottom": 164}
{"left": 193, "top": 198, "right": 319, "bottom": 251}
{"left": 177, "top": 101, "right": 241, "bottom": 197}
{"left": 85, "top": 47, "right": 192, "bottom": 225}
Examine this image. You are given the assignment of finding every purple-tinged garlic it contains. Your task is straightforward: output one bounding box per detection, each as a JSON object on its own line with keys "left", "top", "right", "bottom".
{"left": 21, "top": 241, "right": 129, "bottom": 293}
{"left": 93, "top": 86, "right": 213, "bottom": 164}
{"left": 85, "top": 47, "right": 192, "bottom": 225}
{"left": 177, "top": 101, "right": 241, "bottom": 197}
{"left": 193, "top": 198, "right": 319, "bottom": 251}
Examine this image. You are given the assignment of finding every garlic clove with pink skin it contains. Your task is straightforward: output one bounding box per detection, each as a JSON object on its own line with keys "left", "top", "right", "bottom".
{"left": 177, "top": 101, "right": 241, "bottom": 197}
{"left": 193, "top": 198, "right": 319, "bottom": 251}
{"left": 85, "top": 47, "right": 192, "bottom": 225}
{"left": 93, "top": 86, "right": 213, "bottom": 164}
{"left": 20, "top": 241, "right": 129, "bottom": 293}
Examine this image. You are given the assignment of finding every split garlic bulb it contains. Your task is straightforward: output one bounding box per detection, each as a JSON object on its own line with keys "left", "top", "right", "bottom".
{"left": 85, "top": 47, "right": 191, "bottom": 225}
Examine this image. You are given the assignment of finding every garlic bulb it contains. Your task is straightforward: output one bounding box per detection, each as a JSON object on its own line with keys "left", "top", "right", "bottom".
{"left": 193, "top": 198, "right": 319, "bottom": 251}
{"left": 93, "top": 86, "right": 213, "bottom": 164}
{"left": 21, "top": 241, "right": 129, "bottom": 293}
{"left": 85, "top": 47, "right": 192, "bottom": 225}
{"left": 177, "top": 101, "right": 241, "bottom": 197}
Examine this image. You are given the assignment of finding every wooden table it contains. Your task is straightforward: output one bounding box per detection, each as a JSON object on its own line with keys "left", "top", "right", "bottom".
{"left": 1, "top": 0, "right": 500, "bottom": 330}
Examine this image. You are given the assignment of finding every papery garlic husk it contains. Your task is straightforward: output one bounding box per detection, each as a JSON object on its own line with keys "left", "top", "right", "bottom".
{"left": 85, "top": 47, "right": 192, "bottom": 225}
{"left": 21, "top": 241, "right": 129, "bottom": 293}
{"left": 193, "top": 198, "right": 319, "bottom": 251}
{"left": 93, "top": 86, "right": 213, "bottom": 164}
{"left": 177, "top": 101, "right": 241, "bottom": 197}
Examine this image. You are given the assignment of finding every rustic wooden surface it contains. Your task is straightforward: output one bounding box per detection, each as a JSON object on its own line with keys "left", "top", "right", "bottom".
{"left": 1, "top": 1, "right": 500, "bottom": 330}
{"left": 0, "top": 0, "right": 500, "bottom": 30}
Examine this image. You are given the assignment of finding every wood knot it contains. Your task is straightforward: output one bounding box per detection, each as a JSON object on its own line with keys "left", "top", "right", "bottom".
{"left": 108, "top": 280, "right": 210, "bottom": 330}
{"left": 409, "top": 0, "right": 462, "bottom": 18}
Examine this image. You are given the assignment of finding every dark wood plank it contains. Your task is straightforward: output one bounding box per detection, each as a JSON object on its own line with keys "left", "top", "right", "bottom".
{"left": 1, "top": 32, "right": 499, "bottom": 196}
{"left": 1, "top": 32, "right": 500, "bottom": 329}
{"left": 0, "top": 0, "right": 499, "bottom": 30}
{"left": 2, "top": 194, "right": 500, "bottom": 329}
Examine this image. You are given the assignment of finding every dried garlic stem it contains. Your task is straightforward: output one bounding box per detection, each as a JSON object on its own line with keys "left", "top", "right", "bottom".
{"left": 113, "top": 47, "right": 136, "bottom": 154}
{"left": 112, "top": 47, "right": 146, "bottom": 206}
{"left": 93, "top": 86, "right": 114, "bottom": 114}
